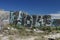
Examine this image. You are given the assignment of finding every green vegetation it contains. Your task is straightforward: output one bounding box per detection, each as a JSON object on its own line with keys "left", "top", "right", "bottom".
{"left": 9, "top": 36, "right": 14, "bottom": 40}
{"left": 2, "top": 24, "right": 60, "bottom": 37}
{"left": 34, "top": 36, "right": 47, "bottom": 40}
{"left": 1, "top": 24, "right": 60, "bottom": 40}
{"left": 0, "top": 36, "right": 2, "bottom": 40}
{"left": 9, "top": 24, "right": 60, "bottom": 31}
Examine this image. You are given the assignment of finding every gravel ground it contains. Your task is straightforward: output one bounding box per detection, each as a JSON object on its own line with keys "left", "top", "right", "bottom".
{"left": 0, "top": 34, "right": 38, "bottom": 40}
{"left": 0, "top": 33, "right": 60, "bottom": 40}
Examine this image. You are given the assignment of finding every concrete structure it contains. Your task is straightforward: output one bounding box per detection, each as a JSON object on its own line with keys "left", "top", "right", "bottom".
{"left": 10, "top": 11, "right": 52, "bottom": 27}
{"left": 0, "top": 10, "right": 10, "bottom": 30}
{"left": 0, "top": 10, "right": 59, "bottom": 27}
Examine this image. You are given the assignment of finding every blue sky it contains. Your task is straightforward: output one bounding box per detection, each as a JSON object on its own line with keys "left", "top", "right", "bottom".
{"left": 0, "top": 0, "right": 60, "bottom": 15}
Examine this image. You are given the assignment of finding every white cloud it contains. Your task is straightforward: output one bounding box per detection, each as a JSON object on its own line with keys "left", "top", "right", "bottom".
{"left": 50, "top": 11, "right": 60, "bottom": 19}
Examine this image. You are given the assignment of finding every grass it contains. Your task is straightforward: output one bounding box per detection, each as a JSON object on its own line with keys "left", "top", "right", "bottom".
{"left": 0, "top": 36, "right": 2, "bottom": 40}
{"left": 2, "top": 24, "right": 60, "bottom": 37}
{"left": 9, "top": 36, "right": 14, "bottom": 40}
{"left": 2, "top": 24, "right": 60, "bottom": 40}
{"left": 34, "top": 36, "right": 48, "bottom": 40}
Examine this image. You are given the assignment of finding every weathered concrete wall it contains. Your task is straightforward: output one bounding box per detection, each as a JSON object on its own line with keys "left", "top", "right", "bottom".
{"left": 10, "top": 11, "right": 52, "bottom": 27}
{"left": 0, "top": 10, "right": 10, "bottom": 30}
